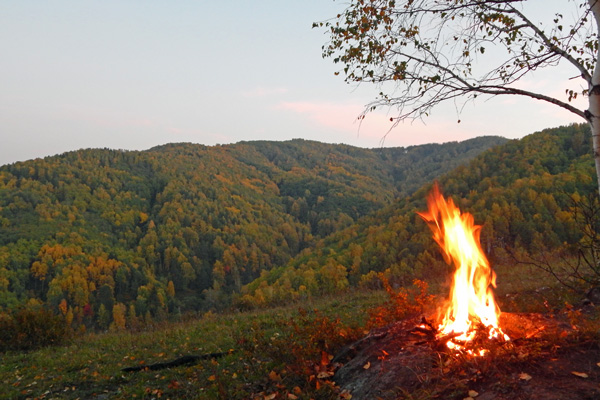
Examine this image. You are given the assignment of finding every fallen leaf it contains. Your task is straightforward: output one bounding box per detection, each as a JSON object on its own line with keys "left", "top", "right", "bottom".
{"left": 317, "top": 371, "right": 334, "bottom": 379}
{"left": 208, "top": 375, "right": 216, "bottom": 382}
{"left": 572, "top": 371, "right": 589, "bottom": 378}
{"left": 269, "top": 370, "right": 281, "bottom": 382}
{"left": 519, "top": 373, "right": 532, "bottom": 381}
{"left": 340, "top": 390, "right": 353, "bottom": 399}
{"left": 320, "top": 351, "right": 331, "bottom": 366}
{"left": 469, "top": 390, "right": 479, "bottom": 397}
{"left": 287, "top": 394, "right": 298, "bottom": 400}
{"left": 597, "top": 362, "right": 600, "bottom": 368}
{"left": 363, "top": 362, "right": 371, "bottom": 370}
{"left": 264, "top": 394, "right": 277, "bottom": 400}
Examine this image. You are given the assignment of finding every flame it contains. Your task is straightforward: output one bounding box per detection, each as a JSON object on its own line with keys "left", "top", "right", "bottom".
{"left": 418, "top": 184, "right": 508, "bottom": 352}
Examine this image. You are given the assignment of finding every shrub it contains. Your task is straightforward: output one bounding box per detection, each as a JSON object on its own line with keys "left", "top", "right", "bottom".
{"left": 367, "top": 275, "right": 434, "bottom": 328}
{"left": 0, "top": 306, "right": 71, "bottom": 351}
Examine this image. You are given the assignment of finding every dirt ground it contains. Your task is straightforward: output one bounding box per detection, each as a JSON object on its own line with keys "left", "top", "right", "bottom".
{"left": 333, "top": 312, "right": 600, "bottom": 400}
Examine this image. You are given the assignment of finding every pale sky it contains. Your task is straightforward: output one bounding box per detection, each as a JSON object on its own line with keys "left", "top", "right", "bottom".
{"left": 0, "top": 1, "right": 586, "bottom": 166}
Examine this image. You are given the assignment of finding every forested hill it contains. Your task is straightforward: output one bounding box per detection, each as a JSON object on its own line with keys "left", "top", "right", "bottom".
{"left": 0, "top": 135, "right": 504, "bottom": 327}
{"left": 239, "top": 124, "right": 596, "bottom": 307}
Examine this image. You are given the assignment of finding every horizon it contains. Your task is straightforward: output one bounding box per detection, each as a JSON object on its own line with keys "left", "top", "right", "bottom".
{"left": 0, "top": 130, "right": 520, "bottom": 166}
{"left": 0, "top": 1, "right": 585, "bottom": 166}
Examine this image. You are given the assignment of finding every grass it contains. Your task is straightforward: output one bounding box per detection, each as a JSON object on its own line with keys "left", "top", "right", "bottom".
{"left": 0, "top": 291, "right": 385, "bottom": 400}
{"left": 493, "top": 257, "right": 587, "bottom": 313}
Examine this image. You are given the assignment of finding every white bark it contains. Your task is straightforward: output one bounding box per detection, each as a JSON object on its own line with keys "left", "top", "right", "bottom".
{"left": 588, "top": 0, "right": 600, "bottom": 197}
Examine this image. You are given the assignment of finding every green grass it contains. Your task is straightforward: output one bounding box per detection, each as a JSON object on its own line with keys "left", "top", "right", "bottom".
{"left": 0, "top": 291, "right": 385, "bottom": 399}
{"left": 493, "top": 258, "right": 586, "bottom": 313}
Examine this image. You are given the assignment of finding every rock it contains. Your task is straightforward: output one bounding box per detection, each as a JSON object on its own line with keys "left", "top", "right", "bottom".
{"left": 586, "top": 286, "right": 600, "bottom": 305}
{"left": 334, "top": 318, "right": 437, "bottom": 399}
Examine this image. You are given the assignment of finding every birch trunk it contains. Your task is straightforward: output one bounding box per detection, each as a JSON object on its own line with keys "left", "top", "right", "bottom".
{"left": 588, "top": 0, "right": 600, "bottom": 197}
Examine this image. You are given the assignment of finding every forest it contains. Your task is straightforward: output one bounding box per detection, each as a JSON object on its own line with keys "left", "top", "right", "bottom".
{"left": 0, "top": 134, "right": 505, "bottom": 331}
{"left": 239, "top": 124, "right": 595, "bottom": 307}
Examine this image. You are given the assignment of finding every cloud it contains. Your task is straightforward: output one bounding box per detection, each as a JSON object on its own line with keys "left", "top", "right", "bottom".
{"left": 276, "top": 100, "right": 392, "bottom": 133}
{"left": 274, "top": 100, "right": 467, "bottom": 146}
{"left": 274, "top": 91, "right": 583, "bottom": 149}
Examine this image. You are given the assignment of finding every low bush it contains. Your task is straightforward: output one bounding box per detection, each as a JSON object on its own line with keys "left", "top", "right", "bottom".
{"left": 0, "top": 306, "right": 70, "bottom": 351}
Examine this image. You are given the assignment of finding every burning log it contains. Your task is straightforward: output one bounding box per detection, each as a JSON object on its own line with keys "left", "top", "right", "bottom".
{"left": 407, "top": 317, "right": 466, "bottom": 350}
{"left": 434, "top": 331, "right": 465, "bottom": 348}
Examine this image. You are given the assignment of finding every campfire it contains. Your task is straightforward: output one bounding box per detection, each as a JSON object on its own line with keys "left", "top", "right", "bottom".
{"left": 333, "top": 185, "right": 599, "bottom": 399}
{"left": 417, "top": 184, "right": 509, "bottom": 355}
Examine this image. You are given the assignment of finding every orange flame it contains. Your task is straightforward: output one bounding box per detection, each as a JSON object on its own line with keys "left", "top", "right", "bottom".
{"left": 418, "top": 184, "right": 508, "bottom": 352}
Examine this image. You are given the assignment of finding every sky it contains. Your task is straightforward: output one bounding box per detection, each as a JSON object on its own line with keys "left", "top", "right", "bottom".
{"left": 0, "top": 0, "right": 587, "bottom": 166}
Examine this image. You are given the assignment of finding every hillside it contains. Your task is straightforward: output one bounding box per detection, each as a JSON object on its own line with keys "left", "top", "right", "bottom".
{"left": 0, "top": 136, "right": 504, "bottom": 328}
{"left": 239, "top": 124, "right": 597, "bottom": 307}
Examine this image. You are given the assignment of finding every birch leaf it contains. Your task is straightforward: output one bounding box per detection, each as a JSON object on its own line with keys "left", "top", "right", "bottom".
{"left": 571, "top": 371, "right": 588, "bottom": 378}
{"left": 519, "top": 373, "right": 532, "bottom": 381}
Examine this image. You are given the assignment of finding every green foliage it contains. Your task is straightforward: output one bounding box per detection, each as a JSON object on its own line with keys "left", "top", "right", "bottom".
{"left": 0, "top": 125, "right": 594, "bottom": 330}
{"left": 0, "top": 137, "right": 502, "bottom": 328}
{"left": 242, "top": 124, "right": 597, "bottom": 305}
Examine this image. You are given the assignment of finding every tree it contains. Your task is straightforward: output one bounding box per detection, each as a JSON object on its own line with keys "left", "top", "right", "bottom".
{"left": 111, "top": 302, "right": 127, "bottom": 331}
{"left": 318, "top": 0, "right": 600, "bottom": 195}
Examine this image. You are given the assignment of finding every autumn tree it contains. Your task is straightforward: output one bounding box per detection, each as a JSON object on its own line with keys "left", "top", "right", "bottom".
{"left": 319, "top": 0, "right": 600, "bottom": 195}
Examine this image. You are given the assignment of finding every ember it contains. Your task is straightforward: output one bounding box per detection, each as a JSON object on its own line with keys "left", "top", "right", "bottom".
{"left": 418, "top": 184, "right": 509, "bottom": 353}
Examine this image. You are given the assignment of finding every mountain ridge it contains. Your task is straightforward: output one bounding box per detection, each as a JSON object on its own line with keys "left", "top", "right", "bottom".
{"left": 0, "top": 135, "right": 506, "bottom": 325}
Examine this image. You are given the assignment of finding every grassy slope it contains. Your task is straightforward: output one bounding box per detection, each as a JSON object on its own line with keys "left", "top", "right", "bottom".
{"left": 1, "top": 291, "right": 385, "bottom": 399}
{"left": 2, "top": 272, "right": 599, "bottom": 400}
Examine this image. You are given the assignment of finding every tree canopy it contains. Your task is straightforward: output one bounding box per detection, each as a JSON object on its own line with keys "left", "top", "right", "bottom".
{"left": 0, "top": 138, "right": 501, "bottom": 328}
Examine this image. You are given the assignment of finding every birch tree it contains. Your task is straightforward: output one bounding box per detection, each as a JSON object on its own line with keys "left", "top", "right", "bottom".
{"left": 318, "top": 0, "right": 600, "bottom": 195}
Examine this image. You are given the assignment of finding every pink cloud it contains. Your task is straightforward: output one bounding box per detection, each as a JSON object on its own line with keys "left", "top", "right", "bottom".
{"left": 275, "top": 100, "right": 501, "bottom": 147}
{"left": 276, "top": 100, "right": 392, "bottom": 132}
